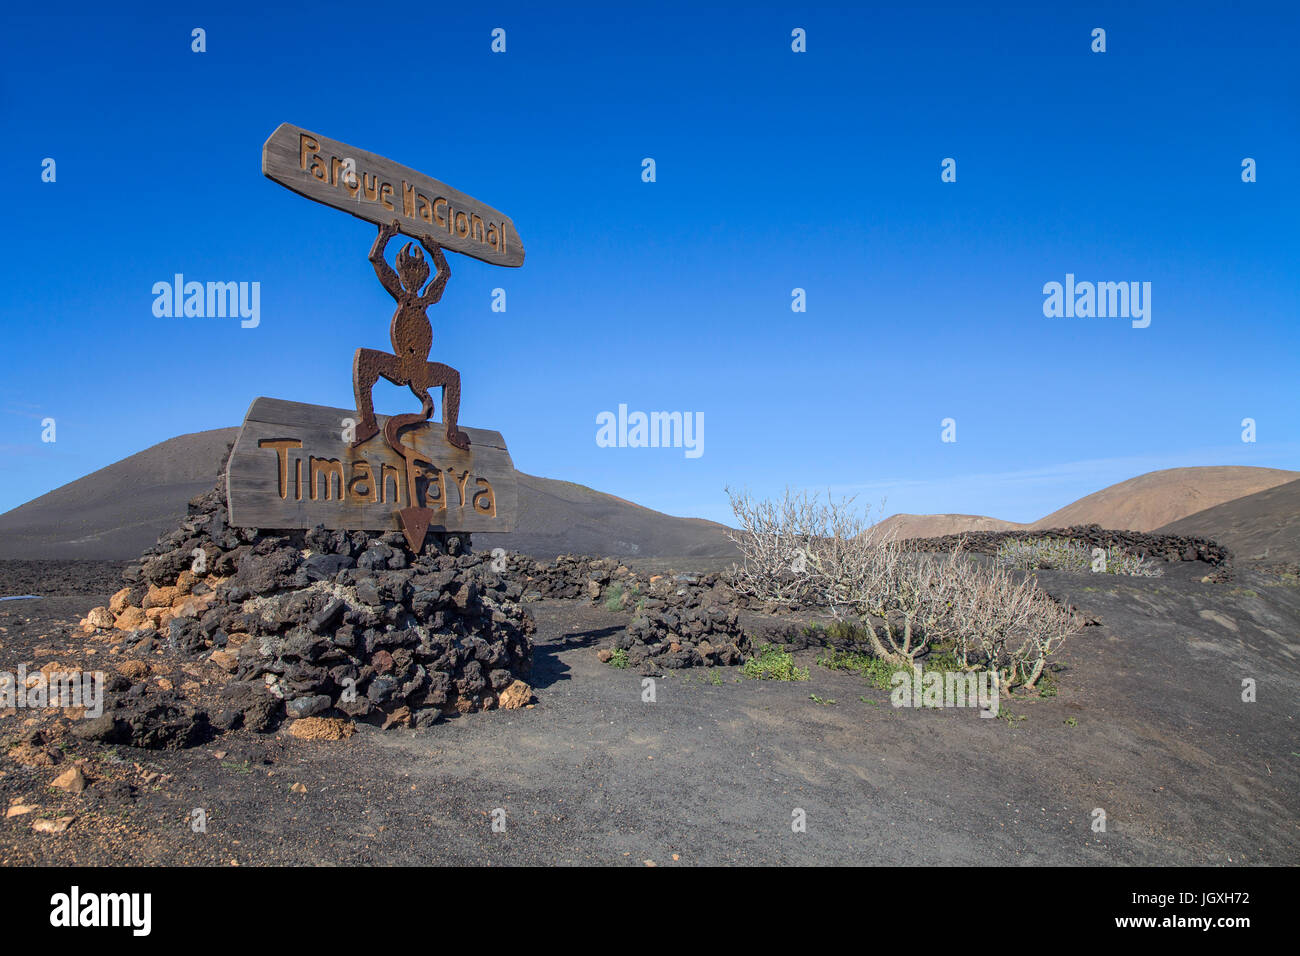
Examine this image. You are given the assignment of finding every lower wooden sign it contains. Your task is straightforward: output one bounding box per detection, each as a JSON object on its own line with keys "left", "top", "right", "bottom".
{"left": 226, "top": 397, "right": 517, "bottom": 544}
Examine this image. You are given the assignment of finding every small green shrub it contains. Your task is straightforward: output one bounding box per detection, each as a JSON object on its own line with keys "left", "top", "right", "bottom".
{"left": 607, "top": 648, "right": 629, "bottom": 669}
{"left": 996, "top": 538, "right": 1162, "bottom": 577}
{"left": 817, "top": 648, "right": 897, "bottom": 690}
{"left": 603, "top": 584, "right": 625, "bottom": 611}
{"left": 817, "top": 646, "right": 964, "bottom": 691}
{"left": 742, "top": 644, "right": 809, "bottom": 681}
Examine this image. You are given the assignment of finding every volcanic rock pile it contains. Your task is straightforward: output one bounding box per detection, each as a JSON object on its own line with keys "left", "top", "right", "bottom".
{"left": 605, "top": 572, "right": 751, "bottom": 674}
{"left": 612, "top": 609, "right": 751, "bottom": 673}
{"left": 505, "top": 553, "right": 641, "bottom": 602}
{"left": 501, "top": 554, "right": 753, "bottom": 672}
{"left": 506, "top": 554, "right": 740, "bottom": 611}
{"left": 79, "top": 462, "right": 536, "bottom": 746}
{"left": 902, "top": 524, "right": 1232, "bottom": 568}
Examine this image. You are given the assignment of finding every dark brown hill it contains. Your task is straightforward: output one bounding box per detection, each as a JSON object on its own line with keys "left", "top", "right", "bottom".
{"left": 0, "top": 427, "right": 737, "bottom": 561}
{"left": 1157, "top": 477, "right": 1300, "bottom": 566}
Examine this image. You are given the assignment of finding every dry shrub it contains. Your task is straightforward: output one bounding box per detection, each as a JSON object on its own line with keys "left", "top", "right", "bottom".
{"left": 726, "top": 487, "right": 1080, "bottom": 692}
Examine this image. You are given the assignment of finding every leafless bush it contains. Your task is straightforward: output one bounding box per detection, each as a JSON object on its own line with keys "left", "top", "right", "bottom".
{"left": 726, "top": 489, "right": 1081, "bottom": 690}
{"left": 724, "top": 486, "right": 838, "bottom": 609}
{"left": 727, "top": 487, "right": 945, "bottom": 670}
{"left": 937, "top": 551, "right": 1079, "bottom": 690}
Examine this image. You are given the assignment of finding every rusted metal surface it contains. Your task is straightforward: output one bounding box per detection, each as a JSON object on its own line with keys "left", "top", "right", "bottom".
{"left": 239, "top": 126, "right": 525, "bottom": 549}
{"left": 353, "top": 220, "right": 468, "bottom": 449}
{"left": 352, "top": 220, "right": 475, "bottom": 549}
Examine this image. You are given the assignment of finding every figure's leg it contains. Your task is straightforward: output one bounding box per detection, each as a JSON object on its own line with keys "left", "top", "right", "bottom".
{"left": 421, "top": 362, "right": 470, "bottom": 450}
{"left": 352, "top": 348, "right": 400, "bottom": 446}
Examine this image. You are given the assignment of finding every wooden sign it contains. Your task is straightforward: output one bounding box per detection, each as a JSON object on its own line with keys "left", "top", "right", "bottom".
{"left": 262, "top": 123, "right": 524, "bottom": 268}
{"left": 226, "top": 397, "right": 517, "bottom": 542}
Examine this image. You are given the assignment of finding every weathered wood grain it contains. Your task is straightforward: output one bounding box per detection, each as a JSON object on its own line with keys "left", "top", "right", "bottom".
{"left": 226, "top": 397, "right": 517, "bottom": 534}
{"left": 262, "top": 123, "right": 524, "bottom": 268}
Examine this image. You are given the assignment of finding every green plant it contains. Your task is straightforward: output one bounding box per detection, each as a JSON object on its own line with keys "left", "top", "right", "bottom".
{"left": 809, "top": 694, "right": 836, "bottom": 705}
{"left": 607, "top": 648, "right": 629, "bottom": 669}
{"left": 603, "top": 583, "right": 626, "bottom": 611}
{"left": 817, "top": 645, "right": 965, "bottom": 692}
{"left": 1064, "top": 716, "right": 1077, "bottom": 727}
{"left": 817, "top": 647, "right": 897, "bottom": 690}
{"left": 996, "top": 538, "right": 1162, "bottom": 577}
{"left": 742, "top": 644, "right": 809, "bottom": 682}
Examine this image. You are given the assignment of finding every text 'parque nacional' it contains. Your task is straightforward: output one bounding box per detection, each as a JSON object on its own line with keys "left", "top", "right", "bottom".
{"left": 262, "top": 123, "right": 524, "bottom": 268}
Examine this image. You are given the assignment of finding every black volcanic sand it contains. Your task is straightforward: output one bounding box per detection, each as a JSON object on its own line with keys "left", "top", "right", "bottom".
{"left": 0, "top": 561, "right": 129, "bottom": 597}
{"left": 1159, "top": 477, "right": 1300, "bottom": 570}
{"left": 1, "top": 559, "right": 1297, "bottom": 865}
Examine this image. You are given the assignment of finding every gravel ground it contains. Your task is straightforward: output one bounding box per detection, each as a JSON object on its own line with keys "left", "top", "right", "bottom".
{"left": 0, "top": 561, "right": 129, "bottom": 597}
{"left": 0, "top": 561, "right": 1296, "bottom": 865}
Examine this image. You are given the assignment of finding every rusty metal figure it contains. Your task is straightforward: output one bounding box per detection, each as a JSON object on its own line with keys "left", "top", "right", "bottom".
{"left": 352, "top": 218, "right": 471, "bottom": 453}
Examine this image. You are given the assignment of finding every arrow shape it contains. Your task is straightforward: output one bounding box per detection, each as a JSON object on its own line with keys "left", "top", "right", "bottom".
{"left": 397, "top": 506, "right": 436, "bottom": 553}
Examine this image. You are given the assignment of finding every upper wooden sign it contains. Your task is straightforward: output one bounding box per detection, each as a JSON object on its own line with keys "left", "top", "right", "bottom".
{"left": 262, "top": 123, "right": 524, "bottom": 268}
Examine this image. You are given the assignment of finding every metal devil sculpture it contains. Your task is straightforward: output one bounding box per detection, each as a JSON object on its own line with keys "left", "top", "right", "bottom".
{"left": 224, "top": 124, "right": 523, "bottom": 550}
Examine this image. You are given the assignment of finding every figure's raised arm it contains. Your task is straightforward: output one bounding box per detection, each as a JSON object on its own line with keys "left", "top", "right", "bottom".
{"left": 370, "top": 220, "right": 402, "bottom": 300}
{"left": 418, "top": 236, "right": 450, "bottom": 305}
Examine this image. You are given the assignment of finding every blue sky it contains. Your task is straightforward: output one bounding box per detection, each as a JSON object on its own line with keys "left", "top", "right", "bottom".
{"left": 2, "top": 1, "right": 1297, "bottom": 527}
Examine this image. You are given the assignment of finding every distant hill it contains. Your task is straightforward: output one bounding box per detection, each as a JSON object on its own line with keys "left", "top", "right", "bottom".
{"left": 1157, "top": 477, "right": 1300, "bottom": 565}
{"left": 875, "top": 513, "right": 1025, "bottom": 540}
{"left": 0, "top": 427, "right": 738, "bottom": 562}
{"left": 879, "top": 466, "right": 1300, "bottom": 539}
{"left": 1029, "top": 466, "right": 1300, "bottom": 533}
{"left": 483, "top": 473, "right": 737, "bottom": 560}
{"left": 0, "top": 428, "right": 241, "bottom": 561}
